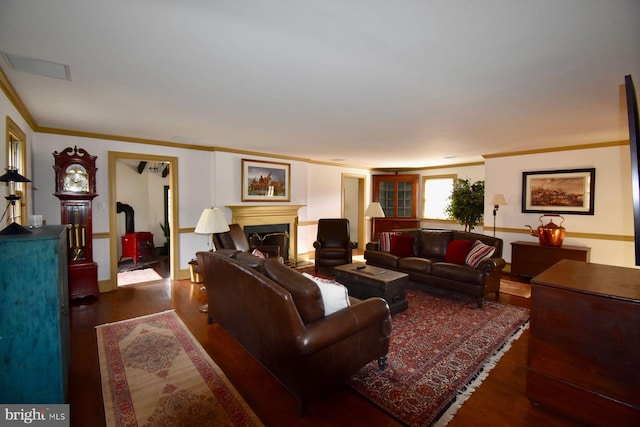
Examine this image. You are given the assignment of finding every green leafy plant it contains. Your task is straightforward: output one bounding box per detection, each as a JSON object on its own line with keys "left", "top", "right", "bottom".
{"left": 446, "top": 178, "right": 485, "bottom": 231}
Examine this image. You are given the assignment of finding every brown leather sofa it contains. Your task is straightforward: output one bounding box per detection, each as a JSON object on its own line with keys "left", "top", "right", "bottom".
{"left": 196, "top": 250, "right": 392, "bottom": 413}
{"left": 364, "top": 229, "right": 506, "bottom": 307}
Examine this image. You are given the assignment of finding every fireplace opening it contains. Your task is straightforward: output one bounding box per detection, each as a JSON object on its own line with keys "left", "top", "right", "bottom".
{"left": 244, "top": 223, "right": 290, "bottom": 263}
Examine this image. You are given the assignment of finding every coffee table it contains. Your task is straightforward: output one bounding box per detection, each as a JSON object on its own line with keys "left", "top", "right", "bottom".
{"left": 334, "top": 263, "right": 408, "bottom": 315}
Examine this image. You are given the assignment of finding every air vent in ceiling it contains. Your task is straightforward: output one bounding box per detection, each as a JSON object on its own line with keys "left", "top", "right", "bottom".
{"left": 1, "top": 52, "right": 71, "bottom": 81}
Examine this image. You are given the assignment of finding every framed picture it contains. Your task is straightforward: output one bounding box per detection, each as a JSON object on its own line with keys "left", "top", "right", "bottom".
{"left": 242, "top": 159, "right": 291, "bottom": 202}
{"left": 522, "top": 168, "right": 595, "bottom": 215}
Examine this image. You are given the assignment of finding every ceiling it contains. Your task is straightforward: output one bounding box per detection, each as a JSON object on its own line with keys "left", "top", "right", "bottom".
{"left": 1, "top": 1, "right": 639, "bottom": 168}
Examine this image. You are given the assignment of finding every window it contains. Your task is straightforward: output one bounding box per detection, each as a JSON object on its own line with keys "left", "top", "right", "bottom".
{"left": 5, "top": 117, "right": 27, "bottom": 225}
{"left": 422, "top": 175, "right": 456, "bottom": 220}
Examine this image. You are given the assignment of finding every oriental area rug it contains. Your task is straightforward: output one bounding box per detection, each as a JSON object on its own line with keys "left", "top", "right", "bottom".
{"left": 347, "top": 289, "right": 529, "bottom": 426}
{"left": 96, "top": 310, "right": 264, "bottom": 427}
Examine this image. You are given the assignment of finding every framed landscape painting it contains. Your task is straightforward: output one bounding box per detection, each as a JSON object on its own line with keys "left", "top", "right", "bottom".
{"left": 242, "top": 159, "right": 291, "bottom": 202}
{"left": 522, "top": 168, "right": 595, "bottom": 215}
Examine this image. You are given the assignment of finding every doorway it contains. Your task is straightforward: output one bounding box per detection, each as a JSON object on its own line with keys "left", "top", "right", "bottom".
{"left": 107, "top": 151, "right": 179, "bottom": 291}
{"left": 341, "top": 174, "right": 365, "bottom": 253}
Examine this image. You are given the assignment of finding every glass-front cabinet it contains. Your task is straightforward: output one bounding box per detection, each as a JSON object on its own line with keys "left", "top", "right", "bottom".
{"left": 371, "top": 174, "right": 420, "bottom": 241}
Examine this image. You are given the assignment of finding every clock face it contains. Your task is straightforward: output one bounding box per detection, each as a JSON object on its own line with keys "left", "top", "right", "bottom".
{"left": 63, "top": 165, "right": 89, "bottom": 192}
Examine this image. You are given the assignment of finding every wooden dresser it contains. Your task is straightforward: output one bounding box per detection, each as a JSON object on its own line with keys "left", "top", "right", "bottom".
{"left": 528, "top": 260, "right": 640, "bottom": 426}
{"left": 0, "top": 225, "right": 69, "bottom": 403}
{"left": 510, "top": 241, "right": 590, "bottom": 278}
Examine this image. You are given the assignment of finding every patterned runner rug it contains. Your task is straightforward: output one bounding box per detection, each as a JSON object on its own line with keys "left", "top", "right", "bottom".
{"left": 347, "top": 289, "right": 529, "bottom": 426}
{"left": 96, "top": 310, "right": 264, "bottom": 427}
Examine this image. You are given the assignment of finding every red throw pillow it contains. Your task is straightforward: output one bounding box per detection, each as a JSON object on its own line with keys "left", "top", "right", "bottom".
{"left": 390, "top": 234, "right": 415, "bottom": 257}
{"left": 445, "top": 240, "right": 472, "bottom": 265}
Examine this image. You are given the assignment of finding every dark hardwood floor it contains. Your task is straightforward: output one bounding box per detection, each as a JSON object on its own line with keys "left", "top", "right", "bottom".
{"left": 68, "top": 273, "right": 582, "bottom": 427}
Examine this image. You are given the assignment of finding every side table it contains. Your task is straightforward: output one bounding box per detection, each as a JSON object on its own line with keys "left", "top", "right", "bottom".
{"left": 510, "top": 241, "right": 590, "bottom": 279}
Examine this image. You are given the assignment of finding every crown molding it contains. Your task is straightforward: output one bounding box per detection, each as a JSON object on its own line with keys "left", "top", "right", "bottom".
{"left": 483, "top": 140, "right": 629, "bottom": 159}
{"left": 0, "top": 67, "right": 37, "bottom": 129}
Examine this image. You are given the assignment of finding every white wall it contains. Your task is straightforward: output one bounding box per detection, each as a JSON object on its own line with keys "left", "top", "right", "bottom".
{"left": 485, "top": 144, "right": 635, "bottom": 268}
{"left": 30, "top": 132, "right": 215, "bottom": 281}
{"left": 212, "top": 151, "right": 371, "bottom": 259}
{"left": 3, "top": 85, "right": 636, "bottom": 285}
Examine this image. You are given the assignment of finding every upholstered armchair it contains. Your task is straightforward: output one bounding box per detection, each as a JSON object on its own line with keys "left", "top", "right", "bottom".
{"left": 313, "top": 218, "right": 354, "bottom": 273}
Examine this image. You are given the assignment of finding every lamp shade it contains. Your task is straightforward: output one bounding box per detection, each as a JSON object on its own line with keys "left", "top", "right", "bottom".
{"left": 195, "top": 207, "right": 230, "bottom": 234}
{"left": 365, "top": 202, "right": 385, "bottom": 218}
{"left": 0, "top": 167, "right": 31, "bottom": 183}
{"left": 489, "top": 194, "right": 507, "bottom": 206}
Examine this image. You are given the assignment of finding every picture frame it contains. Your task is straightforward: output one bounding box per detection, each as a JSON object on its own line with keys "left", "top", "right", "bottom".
{"left": 522, "top": 168, "right": 595, "bottom": 215}
{"left": 242, "top": 159, "right": 291, "bottom": 202}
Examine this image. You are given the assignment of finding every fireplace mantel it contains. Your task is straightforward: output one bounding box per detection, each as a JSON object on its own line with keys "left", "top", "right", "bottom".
{"left": 227, "top": 205, "right": 304, "bottom": 263}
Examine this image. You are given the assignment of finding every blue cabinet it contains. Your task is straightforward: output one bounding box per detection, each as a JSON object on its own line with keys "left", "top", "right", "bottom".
{"left": 0, "top": 225, "right": 69, "bottom": 403}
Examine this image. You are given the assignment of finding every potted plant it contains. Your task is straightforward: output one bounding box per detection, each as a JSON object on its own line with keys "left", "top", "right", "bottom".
{"left": 446, "top": 178, "right": 485, "bottom": 231}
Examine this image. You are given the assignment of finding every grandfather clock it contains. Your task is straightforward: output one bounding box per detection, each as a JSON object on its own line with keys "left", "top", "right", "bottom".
{"left": 53, "top": 146, "right": 99, "bottom": 299}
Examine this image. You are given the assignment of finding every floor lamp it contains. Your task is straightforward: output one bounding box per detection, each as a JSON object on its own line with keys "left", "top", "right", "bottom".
{"left": 365, "top": 202, "right": 385, "bottom": 242}
{"left": 0, "top": 167, "right": 32, "bottom": 235}
{"left": 489, "top": 194, "right": 507, "bottom": 237}
{"left": 194, "top": 207, "right": 230, "bottom": 313}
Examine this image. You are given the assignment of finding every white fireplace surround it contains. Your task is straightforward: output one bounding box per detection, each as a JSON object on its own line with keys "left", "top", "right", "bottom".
{"left": 227, "top": 205, "right": 303, "bottom": 263}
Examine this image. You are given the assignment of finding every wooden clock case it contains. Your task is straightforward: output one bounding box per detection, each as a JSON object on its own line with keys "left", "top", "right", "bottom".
{"left": 53, "top": 146, "right": 99, "bottom": 299}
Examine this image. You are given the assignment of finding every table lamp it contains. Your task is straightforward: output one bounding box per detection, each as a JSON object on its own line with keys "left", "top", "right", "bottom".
{"left": 195, "top": 207, "right": 230, "bottom": 250}
{"left": 365, "top": 202, "right": 385, "bottom": 242}
{"left": 194, "top": 207, "right": 229, "bottom": 314}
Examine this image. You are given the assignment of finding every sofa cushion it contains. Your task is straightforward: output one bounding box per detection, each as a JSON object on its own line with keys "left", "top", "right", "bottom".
{"left": 417, "top": 230, "right": 452, "bottom": 259}
{"left": 317, "top": 247, "right": 349, "bottom": 259}
{"left": 431, "top": 262, "right": 485, "bottom": 285}
{"left": 364, "top": 250, "right": 399, "bottom": 269}
{"left": 302, "top": 273, "right": 350, "bottom": 316}
{"left": 263, "top": 259, "right": 324, "bottom": 324}
{"left": 465, "top": 240, "right": 496, "bottom": 268}
{"left": 452, "top": 231, "right": 503, "bottom": 258}
{"left": 234, "top": 252, "right": 267, "bottom": 272}
{"left": 444, "top": 239, "right": 472, "bottom": 265}
{"left": 390, "top": 233, "right": 416, "bottom": 257}
{"left": 397, "top": 257, "right": 432, "bottom": 274}
{"left": 379, "top": 232, "right": 397, "bottom": 252}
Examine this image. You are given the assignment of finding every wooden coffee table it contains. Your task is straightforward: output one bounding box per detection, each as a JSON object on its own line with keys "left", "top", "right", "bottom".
{"left": 334, "top": 263, "right": 408, "bottom": 314}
